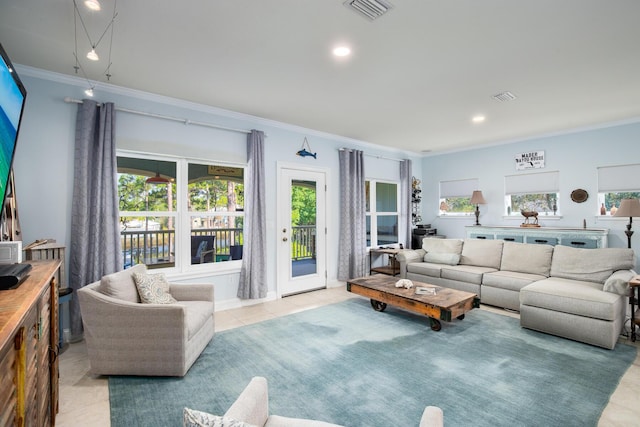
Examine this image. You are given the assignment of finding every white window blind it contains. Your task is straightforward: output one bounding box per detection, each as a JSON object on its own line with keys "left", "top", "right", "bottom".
{"left": 597, "top": 164, "right": 640, "bottom": 192}
{"left": 440, "top": 179, "right": 478, "bottom": 198}
{"left": 505, "top": 171, "right": 559, "bottom": 195}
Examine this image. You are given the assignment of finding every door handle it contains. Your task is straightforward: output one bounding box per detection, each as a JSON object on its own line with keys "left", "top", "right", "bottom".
{"left": 282, "top": 237, "right": 288, "bottom": 242}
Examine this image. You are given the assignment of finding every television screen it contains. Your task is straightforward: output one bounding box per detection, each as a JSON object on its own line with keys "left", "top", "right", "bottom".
{"left": 0, "top": 43, "right": 27, "bottom": 218}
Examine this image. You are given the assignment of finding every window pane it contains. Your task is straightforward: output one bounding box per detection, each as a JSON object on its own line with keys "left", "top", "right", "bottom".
{"left": 190, "top": 215, "right": 244, "bottom": 263}
{"left": 188, "top": 164, "right": 244, "bottom": 212}
{"left": 117, "top": 158, "right": 176, "bottom": 211}
{"left": 440, "top": 197, "right": 474, "bottom": 214}
{"left": 377, "top": 215, "right": 398, "bottom": 245}
{"left": 376, "top": 182, "right": 397, "bottom": 212}
{"left": 509, "top": 193, "right": 558, "bottom": 214}
{"left": 120, "top": 216, "right": 175, "bottom": 268}
{"left": 366, "top": 215, "right": 371, "bottom": 247}
{"left": 602, "top": 192, "right": 640, "bottom": 213}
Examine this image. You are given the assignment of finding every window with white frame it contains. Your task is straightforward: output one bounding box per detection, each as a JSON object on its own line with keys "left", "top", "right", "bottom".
{"left": 117, "top": 154, "right": 244, "bottom": 270}
{"left": 439, "top": 178, "right": 478, "bottom": 215}
{"left": 366, "top": 180, "right": 399, "bottom": 247}
{"left": 597, "top": 164, "right": 640, "bottom": 215}
{"left": 504, "top": 171, "right": 559, "bottom": 216}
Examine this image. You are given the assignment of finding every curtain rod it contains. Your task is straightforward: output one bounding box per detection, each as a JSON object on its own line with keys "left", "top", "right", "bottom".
{"left": 63, "top": 97, "right": 256, "bottom": 135}
{"left": 339, "top": 147, "right": 403, "bottom": 162}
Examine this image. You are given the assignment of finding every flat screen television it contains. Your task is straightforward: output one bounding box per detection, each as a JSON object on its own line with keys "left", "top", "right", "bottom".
{"left": 0, "top": 43, "right": 32, "bottom": 289}
{"left": 0, "top": 43, "right": 26, "bottom": 222}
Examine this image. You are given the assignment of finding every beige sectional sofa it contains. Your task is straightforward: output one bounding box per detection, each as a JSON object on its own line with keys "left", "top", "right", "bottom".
{"left": 396, "top": 238, "right": 636, "bottom": 349}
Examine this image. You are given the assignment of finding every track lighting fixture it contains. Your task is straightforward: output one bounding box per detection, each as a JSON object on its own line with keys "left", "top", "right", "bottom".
{"left": 84, "top": 0, "right": 101, "bottom": 10}
{"left": 86, "top": 48, "right": 99, "bottom": 61}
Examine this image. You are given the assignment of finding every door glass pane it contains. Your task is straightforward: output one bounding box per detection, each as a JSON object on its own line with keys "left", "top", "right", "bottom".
{"left": 291, "top": 180, "right": 317, "bottom": 277}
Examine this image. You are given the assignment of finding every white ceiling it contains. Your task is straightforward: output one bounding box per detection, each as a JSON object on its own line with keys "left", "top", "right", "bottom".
{"left": 2, "top": 0, "right": 640, "bottom": 154}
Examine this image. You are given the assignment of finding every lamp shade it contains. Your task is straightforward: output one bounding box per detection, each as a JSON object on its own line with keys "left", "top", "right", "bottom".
{"left": 613, "top": 199, "right": 640, "bottom": 217}
{"left": 470, "top": 190, "right": 486, "bottom": 205}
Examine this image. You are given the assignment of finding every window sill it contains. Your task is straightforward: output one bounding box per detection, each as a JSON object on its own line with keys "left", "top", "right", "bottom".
{"left": 502, "top": 215, "right": 563, "bottom": 220}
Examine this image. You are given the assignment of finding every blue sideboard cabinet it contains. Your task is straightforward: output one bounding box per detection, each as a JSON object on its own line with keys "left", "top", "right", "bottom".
{"left": 465, "top": 226, "right": 608, "bottom": 248}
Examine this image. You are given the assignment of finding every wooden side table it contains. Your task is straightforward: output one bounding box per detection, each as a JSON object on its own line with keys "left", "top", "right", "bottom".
{"left": 369, "top": 248, "right": 401, "bottom": 276}
{"left": 630, "top": 276, "right": 640, "bottom": 342}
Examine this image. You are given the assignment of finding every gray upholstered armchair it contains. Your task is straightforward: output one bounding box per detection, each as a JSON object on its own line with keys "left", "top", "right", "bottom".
{"left": 77, "top": 264, "right": 215, "bottom": 377}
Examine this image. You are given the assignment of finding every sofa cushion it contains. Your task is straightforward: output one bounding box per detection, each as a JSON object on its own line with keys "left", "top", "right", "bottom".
{"left": 440, "top": 265, "right": 497, "bottom": 285}
{"left": 183, "top": 408, "right": 257, "bottom": 427}
{"left": 423, "top": 252, "right": 460, "bottom": 265}
{"left": 133, "top": 271, "right": 177, "bottom": 304}
{"left": 407, "top": 262, "right": 442, "bottom": 278}
{"left": 422, "top": 238, "right": 463, "bottom": 255}
{"left": 550, "top": 245, "right": 635, "bottom": 284}
{"left": 520, "top": 277, "right": 622, "bottom": 321}
{"left": 500, "top": 242, "right": 553, "bottom": 276}
{"left": 482, "top": 270, "right": 547, "bottom": 293}
{"left": 459, "top": 239, "right": 504, "bottom": 269}
{"left": 99, "top": 264, "right": 147, "bottom": 303}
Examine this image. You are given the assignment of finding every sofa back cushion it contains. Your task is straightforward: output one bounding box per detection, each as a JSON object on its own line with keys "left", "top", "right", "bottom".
{"left": 99, "top": 264, "right": 147, "bottom": 303}
{"left": 550, "top": 245, "right": 635, "bottom": 284}
{"left": 422, "top": 238, "right": 463, "bottom": 255}
{"left": 500, "top": 242, "right": 553, "bottom": 276}
{"left": 422, "top": 239, "right": 463, "bottom": 265}
{"left": 459, "top": 239, "right": 504, "bottom": 269}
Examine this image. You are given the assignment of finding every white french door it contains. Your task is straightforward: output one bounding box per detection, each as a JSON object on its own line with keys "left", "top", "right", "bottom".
{"left": 277, "top": 166, "right": 327, "bottom": 296}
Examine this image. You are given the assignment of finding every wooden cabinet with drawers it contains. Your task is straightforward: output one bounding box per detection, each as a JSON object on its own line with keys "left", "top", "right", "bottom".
{"left": 0, "top": 260, "right": 61, "bottom": 427}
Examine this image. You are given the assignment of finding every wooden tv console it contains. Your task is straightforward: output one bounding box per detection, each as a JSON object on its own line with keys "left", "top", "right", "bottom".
{"left": 0, "top": 260, "right": 62, "bottom": 427}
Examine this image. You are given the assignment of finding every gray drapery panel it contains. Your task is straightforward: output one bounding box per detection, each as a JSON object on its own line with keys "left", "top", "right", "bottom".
{"left": 69, "top": 100, "right": 122, "bottom": 339}
{"left": 337, "top": 149, "right": 366, "bottom": 280}
{"left": 400, "top": 159, "right": 412, "bottom": 248}
{"left": 238, "top": 130, "right": 267, "bottom": 299}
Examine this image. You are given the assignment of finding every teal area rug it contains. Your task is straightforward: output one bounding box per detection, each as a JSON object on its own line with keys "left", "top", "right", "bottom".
{"left": 109, "top": 298, "right": 636, "bottom": 427}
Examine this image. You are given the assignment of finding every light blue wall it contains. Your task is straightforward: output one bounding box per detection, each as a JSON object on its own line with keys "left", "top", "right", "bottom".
{"left": 422, "top": 122, "right": 640, "bottom": 267}
{"left": 12, "top": 67, "right": 421, "bottom": 306}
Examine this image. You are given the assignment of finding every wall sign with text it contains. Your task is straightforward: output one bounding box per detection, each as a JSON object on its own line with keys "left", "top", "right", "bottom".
{"left": 515, "top": 151, "right": 545, "bottom": 170}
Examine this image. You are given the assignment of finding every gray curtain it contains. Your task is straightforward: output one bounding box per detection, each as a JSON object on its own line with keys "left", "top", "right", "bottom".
{"left": 400, "top": 159, "right": 412, "bottom": 248}
{"left": 69, "top": 100, "right": 122, "bottom": 340}
{"left": 337, "top": 149, "right": 366, "bottom": 280}
{"left": 238, "top": 130, "right": 267, "bottom": 299}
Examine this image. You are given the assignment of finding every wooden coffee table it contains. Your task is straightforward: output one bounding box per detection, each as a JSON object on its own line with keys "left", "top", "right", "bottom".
{"left": 346, "top": 275, "right": 480, "bottom": 331}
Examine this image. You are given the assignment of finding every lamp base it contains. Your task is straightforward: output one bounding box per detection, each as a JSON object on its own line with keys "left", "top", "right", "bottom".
{"left": 474, "top": 206, "right": 481, "bottom": 226}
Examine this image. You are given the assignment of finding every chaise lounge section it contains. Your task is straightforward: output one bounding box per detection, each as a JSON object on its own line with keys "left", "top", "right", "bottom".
{"left": 396, "top": 238, "right": 636, "bottom": 349}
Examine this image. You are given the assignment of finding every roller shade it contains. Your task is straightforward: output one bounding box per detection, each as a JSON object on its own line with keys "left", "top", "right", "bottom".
{"left": 440, "top": 178, "right": 478, "bottom": 198}
{"left": 598, "top": 164, "right": 640, "bottom": 192}
{"left": 505, "top": 171, "right": 559, "bottom": 195}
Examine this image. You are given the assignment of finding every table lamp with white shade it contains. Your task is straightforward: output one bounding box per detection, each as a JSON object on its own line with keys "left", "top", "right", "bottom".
{"left": 613, "top": 198, "right": 640, "bottom": 248}
{"left": 470, "top": 190, "right": 486, "bottom": 226}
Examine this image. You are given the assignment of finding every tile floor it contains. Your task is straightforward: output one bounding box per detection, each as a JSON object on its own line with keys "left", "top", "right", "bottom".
{"left": 56, "top": 286, "right": 640, "bottom": 426}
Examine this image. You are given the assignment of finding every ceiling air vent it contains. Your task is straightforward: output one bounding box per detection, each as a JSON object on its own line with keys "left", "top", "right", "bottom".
{"left": 344, "top": 0, "right": 394, "bottom": 21}
{"left": 492, "top": 91, "right": 517, "bottom": 102}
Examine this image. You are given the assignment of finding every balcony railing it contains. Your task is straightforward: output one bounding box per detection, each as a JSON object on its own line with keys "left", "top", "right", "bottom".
{"left": 121, "top": 227, "right": 242, "bottom": 268}
{"left": 291, "top": 225, "right": 316, "bottom": 261}
{"left": 122, "top": 225, "right": 317, "bottom": 268}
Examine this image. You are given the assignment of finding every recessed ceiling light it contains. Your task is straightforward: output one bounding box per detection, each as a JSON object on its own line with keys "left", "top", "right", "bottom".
{"left": 472, "top": 115, "right": 486, "bottom": 124}
{"left": 333, "top": 46, "right": 351, "bottom": 57}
